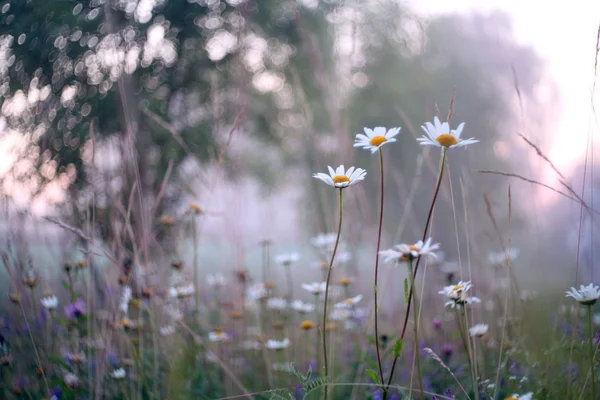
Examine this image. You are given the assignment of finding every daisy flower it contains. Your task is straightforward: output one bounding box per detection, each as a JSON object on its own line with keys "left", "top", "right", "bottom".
{"left": 206, "top": 273, "right": 226, "bottom": 288}
{"left": 335, "top": 294, "right": 363, "bottom": 309}
{"left": 417, "top": 116, "right": 477, "bottom": 149}
{"left": 111, "top": 368, "right": 126, "bottom": 380}
{"left": 440, "top": 281, "right": 481, "bottom": 308}
{"left": 379, "top": 238, "right": 440, "bottom": 263}
{"left": 291, "top": 300, "right": 315, "bottom": 313}
{"left": 489, "top": 248, "right": 520, "bottom": 266}
{"left": 275, "top": 252, "right": 300, "bottom": 267}
{"left": 313, "top": 165, "right": 366, "bottom": 189}
{"left": 505, "top": 393, "right": 533, "bottom": 400}
{"left": 41, "top": 294, "right": 58, "bottom": 311}
{"left": 208, "top": 329, "right": 231, "bottom": 342}
{"left": 301, "top": 282, "right": 327, "bottom": 295}
{"left": 265, "top": 338, "right": 290, "bottom": 350}
{"left": 566, "top": 283, "right": 600, "bottom": 305}
{"left": 246, "top": 283, "right": 269, "bottom": 302}
{"left": 469, "top": 323, "right": 489, "bottom": 337}
{"left": 169, "top": 284, "right": 195, "bottom": 299}
{"left": 311, "top": 233, "right": 338, "bottom": 250}
{"left": 354, "top": 127, "right": 401, "bottom": 153}
{"left": 159, "top": 325, "right": 175, "bottom": 336}
{"left": 120, "top": 286, "right": 132, "bottom": 313}
{"left": 330, "top": 308, "right": 351, "bottom": 321}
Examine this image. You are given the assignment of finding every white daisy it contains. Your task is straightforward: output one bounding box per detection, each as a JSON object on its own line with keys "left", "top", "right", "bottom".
{"left": 291, "top": 300, "right": 315, "bottom": 313}
{"left": 301, "top": 282, "right": 327, "bottom": 295}
{"left": 440, "top": 281, "right": 481, "bottom": 308}
{"left": 313, "top": 165, "right": 367, "bottom": 188}
{"left": 354, "top": 126, "right": 401, "bottom": 153}
{"left": 469, "top": 323, "right": 489, "bottom": 337}
{"left": 206, "top": 273, "right": 226, "bottom": 288}
{"left": 208, "top": 330, "right": 231, "bottom": 342}
{"left": 565, "top": 283, "right": 600, "bottom": 305}
{"left": 444, "top": 295, "right": 481, "bottom": 309}
{"left": 267, "top": 297, "right": 287, "bottom": 310}
{"left": 265, "top": 338, "right": 290, "bottom": 350}
{"left": 241, "top": 340, "right": 262, "bottom": 350}
{"left": 120, "top": 286, "right": 132, "bottom": 313}
{"left": 417, "top": 116, "right": 477, "bottom": 149}
{"left": 310, "top": 233, "right": 338, "bottom": 250}
{"left": 111, "top": 367, "right": 126, "bottom": 380}
{"left": 41, "top": 295, "right": 58, "bottom": 311}
{"left": 507, "top": 393, "right": 533, "bottom": 400}
{"left": 275, "top": 252, "right": 300, "bottom": 267}
{"left": 64, "top": 372, "right": 80, "bottom": 388}
{"left": 169, "top": 284, "right": 195, "bottom": 299}
{"left": 379, "top": 238, "right": 440, "bottom": 263}
{"left": 335, "top": 294, "right": 363, "bottom": 309}
{"left": 159, "top": 325, "right": 175, "bottom": 336}
{"left": 330, "top": 308, "right": 351, "bottom": 321}
{"left": 489, "top": 248, "right": 520, "bottom": 266}
{"left": 247, "top": 283, "right": 269, "bottom": 302}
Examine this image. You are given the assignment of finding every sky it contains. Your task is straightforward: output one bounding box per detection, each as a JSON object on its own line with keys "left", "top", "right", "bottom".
{"left": 411, "top": 0, "right": 600, "bottom": 176}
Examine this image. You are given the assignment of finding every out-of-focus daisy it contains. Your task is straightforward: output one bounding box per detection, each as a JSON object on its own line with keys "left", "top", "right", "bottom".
{"left": 300, "top": 320, "right": 315, "bottom": 330}
{"left": 302, "top": 282, "right": 327, "bottom": 295}
{"left": 380, "top": 238, "right": 440, "bottom": 264}
{"left": 354, "top": 127, "right": 401, "bottom": 153}
{"left": 566, "top": 283, "right": 600, "bottom": 305}
{"left": 64, "top": 372, "right": 80, "bottom": 388}
{"left": 505, "top": 393, "right": 533, "bottom": 400}
{"left": 275, "top": 252, "right": 300, "bottom": 267}
{"left": 206, "top": 273, "right": 226, "bottom": 288}
{"left": 417, "top": 116, "right": 477, "bottom": 149}
{"left": 265, "top": 338, "right": 290, "bottom": 350}
{"left": 330, "top": 308, "right": 351, "bottom": 321}
{"left": 111, "top": 368, "right": 126, "bottom": 380}
{"left": 291, "top": 300, "right": 315, "bottom": 313}
{"left": 489, "top": 248, "right": 520, "bottom": 266}
{"left": 169, "top": 284, "right": 195, "bottom": 299}
{"left": 159, "top": 325, "right": 175, "bottom": 336}
{"left": 311, "top": 233, "right": 338, "bottom": 251}
{"left": 469, "top": 323, "right": 489, "bottom": 338}
{"left": 41, "top": 294, "right": 58, "bottom": 311}
{"left": 120, "top": 286, "right": 132, "bottom": 313}
{"left": 267, "top": 297, "right": 287, "bottom": 310}
{"left": 241, "top": 340, "right": 262, "bottom": 350}
{"left": 520, "top": 290, "right": 537, "bottom": 301}
{"left": 247, "top": 283, "right": 269, "bottom": 302}
{"left": 335, "top": 294, "right": 363, "bottom": 309}
{"left": 313, "top": 165, "right": 366, "bottom": 188}
{"left": 208, "top": 329, "right": 231, "bottom": 342}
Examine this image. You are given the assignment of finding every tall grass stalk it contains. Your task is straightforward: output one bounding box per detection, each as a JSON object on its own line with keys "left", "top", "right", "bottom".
{"left": 373, "top": 148, "right": 386, "bottom": 385}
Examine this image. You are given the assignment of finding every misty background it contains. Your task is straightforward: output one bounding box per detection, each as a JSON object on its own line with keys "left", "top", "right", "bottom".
{"left": 0, "top": 0, "right": 598, "bottom": 304}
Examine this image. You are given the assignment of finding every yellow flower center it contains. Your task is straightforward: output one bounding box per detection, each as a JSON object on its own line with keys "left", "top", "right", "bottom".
{"left": 504, "top": 397, "right": 518, "bottom": 400}
{"left": 345, "top": 299, "right": 354, "bottom": 305}
{"left": 339, "top": 277, "right": 351, "bottom": 286}
{"left": 300, "top": 320, "right": 314, "bottom": 330}
{"left": 369, "top": 135, "right": 387, "bottom": 147}
{"left": 452, "top": 284, "right": 464, "bottom": 292}
{"left": 332, "top": 175, "right": 350, "bottom": 184}
{"left": 436, "top": 133, "right": 458, "bottom": 147}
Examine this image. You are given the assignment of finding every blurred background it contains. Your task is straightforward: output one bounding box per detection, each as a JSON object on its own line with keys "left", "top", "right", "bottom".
{"left": 0, "top": 0, "right": 599, "bottom": 299}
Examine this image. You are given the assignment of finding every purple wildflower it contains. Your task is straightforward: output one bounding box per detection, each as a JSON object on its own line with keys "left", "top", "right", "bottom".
{"left": 64, "top": 298, "right": 86, "bottom": 319}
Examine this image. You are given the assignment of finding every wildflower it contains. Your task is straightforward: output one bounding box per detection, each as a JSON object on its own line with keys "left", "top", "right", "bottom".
{"left": 120, "top": 286, "right": 132, "bottom": 314}
{"left": 9, "top": 293, "right": 20, "bottom": 304}
{"left": 330, "top": 308, "right": 351, "bottom": 321}
{"left": 439, "top": 281, "right": 481, "bottom": 308}
{"left": 264, "top": 281, "right": 276, "bottom": 289}
{"left": 291, "top": 300, "right": 315, "bottom": 313}
{"left": 206, "top": 273, "right": 225, "bottom": 288}
{"left": 241, "top": 340, "right": 261, "bottom": 350}
{"left": 247, "top": 283, "right": 269, "bottom": 302}
{"left": 64, "top": 372, "right": 79, "bottom": 388}
{"left": 159, "top": 325, "right": 175, "bottom": 336}
{"left": 300, "top": 320, "right": 315, "bottom": 330}
{"left": 64, "top": 299, "right": 86, "bottom": 319}
{"left": 335, "top": 294, "right": 363, "bottom": 309}
{"left": 41, "top": 294, "right": 58, "bottom": 311}
{"left": 235, "top": 269, "right": 250, "bottom": 282}
{"left": 159, "top": 215, "right": 176, "bottom": 226}
{"left": 301, "top": 282, "right": 327, "bottom": 295}
{"left": 142, "top": 287, "right": 154, "bottom": 298}
{"left": 469, "top": 323, "right": 489, "bottom": 337}
{"left": 313, "top": 165, "right": 367, "bottom": 188}
{"left": 208, "top": 329, "right": 231, "bottom": 342}
{"left": 24, "top": 270, "right": 37, "bottom": 288}
{"left": 275, "top": 252, "right": 300, "bottom": 267}
{"left": 505, "top": 393, "right": 533, "bottom": 400}
{"left": 267, "top": 297, "right": 287, "bottom": 310}
{"left": 266, "top": 338, "right": 290, "bottom": 350}
{"left": 76, "top": 260, "right": 86, "bottom": 269}
{"left": 417, "top": 116, "right": 477, "bottom": 149}
{"left": 566, "top": 283, "right": 600, "bottom": 305}
{"left": 229, "top": 310, "right": 243, "bottom": 319}
{"left": 379, "top": 238, "right": 440, "bottom": 263}
{"left": 354, "top": 126, "right": 401, "bottom": 153}
{"left": 117, "top": 317, "right": 135, "bottom": 330}
{"left": 489, "top": 248, "right": 520, "bottom": 266}
{"left": 311, "top": 233, "right": 338, "bottom": 251}
{"left": 169, "top": 284, "right": 195, "bottom": 299}
{"left": 441, "top": 343, "right": 453, "bottom": 359}
{"left": 432, "top": 318, "right": 442, "bottom": 330}
{"left": 189, "top": 203, "right": 203, "bottom": 214}
{"left": 339, "top": 277, "right": 353, "bottom": 286}
{"left": 111, "top": 368, "right": 126, "bottom": 380}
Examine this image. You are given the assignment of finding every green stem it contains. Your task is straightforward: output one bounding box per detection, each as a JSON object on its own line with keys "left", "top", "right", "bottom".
{"left": 589, "top": 305, "right": 597, "bottom": 399}
{"left": 373, "top": 149, "right": 385, "bottom": 385}
{"left": 408, "top": 259, "right": 425, "bottom": 399}
{"left": 322, "top": 188, "right": 343, "bottom": 400}
{"left": 192, "top": 214, "right": 199, "bottom": 315}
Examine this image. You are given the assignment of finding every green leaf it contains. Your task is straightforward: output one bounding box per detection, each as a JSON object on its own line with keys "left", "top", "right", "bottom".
{"left": 366, "top": 368, "right": 379, "bottom": 384}
{"left": 393, "top": 339, "right": 403, "bottom": 358}
{"left": 373, "top": 284, "right": 378, "bottom": 293}
{"left": 404, "top": 278, "right": 409, "bottom": 303}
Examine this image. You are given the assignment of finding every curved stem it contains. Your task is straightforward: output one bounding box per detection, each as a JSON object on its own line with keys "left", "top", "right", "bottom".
{"left": 374, "top": 149, "right": 385, "bottom": 384}
{"left": 384, "top": 148, "right": 448, "bottom": 397}
{"left": 408, "top": 259, "right": 425, "bottom": 399}
{"left": 322, "top": 188, "right": 343, "bottom": 400}
{"left": 590, "top": 305, "right": 597, "bottom": 399}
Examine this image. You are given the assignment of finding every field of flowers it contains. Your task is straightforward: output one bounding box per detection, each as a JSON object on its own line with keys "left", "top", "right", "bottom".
{"left": 0, "top": 114, "right": 596, "bottom": 400}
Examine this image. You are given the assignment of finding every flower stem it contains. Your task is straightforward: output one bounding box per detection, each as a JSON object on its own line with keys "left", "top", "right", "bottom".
{"left": 589, "top": 305, "right": 596, "bottom": 399}
{"left": 384, "top": 148, "right": 448, "bottom": 398}
{"left": 322, "top": 188, "right": 343, "bottom": 400}
{"left": 192, "top": 213, "right": 199, "bottom": 315}
{"left": 408, "top": 259, "right": 425, "bottom": 400}
{"left": 373, "top": 149, "right": 385, "bottom": 385}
